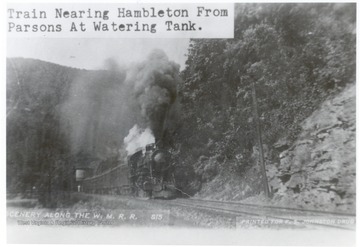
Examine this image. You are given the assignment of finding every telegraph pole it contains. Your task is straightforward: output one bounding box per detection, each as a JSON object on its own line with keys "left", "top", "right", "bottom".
{"left": 251, "top": 81, "right": 270, "bottom": 198}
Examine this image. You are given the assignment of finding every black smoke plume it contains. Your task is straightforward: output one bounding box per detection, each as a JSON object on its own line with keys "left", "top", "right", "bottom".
{"left": 61, "top": 49, "right": 180, "bottom": 159}
{"left": 125, "top": 49, "right": 180, "bottom": 142}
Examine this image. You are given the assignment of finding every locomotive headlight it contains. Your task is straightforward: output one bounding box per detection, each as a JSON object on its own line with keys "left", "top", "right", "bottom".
{"left": 151, "top": 150, "right": 170, "bottom": 173}
{"left": 153, "top": 152, "right": 166, "bottom": 164}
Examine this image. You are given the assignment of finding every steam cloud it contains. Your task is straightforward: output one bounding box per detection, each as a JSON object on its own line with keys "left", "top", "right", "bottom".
{"left": 123, "top": 125, "right": 155, "bottom": 155}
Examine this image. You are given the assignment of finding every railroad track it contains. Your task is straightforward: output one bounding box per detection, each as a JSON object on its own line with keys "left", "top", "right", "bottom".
{"left": 78, "top": 193, "right": 356, "bottom": 230}
{"left": 153, "top": 197, "right": 356, "bottom": 230}
{"left": 188, "top": 198, "right": 355, "bottom": 217}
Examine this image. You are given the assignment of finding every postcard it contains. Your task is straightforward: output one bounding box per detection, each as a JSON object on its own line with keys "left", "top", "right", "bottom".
{"left": 5, "top": 1, "right": 356, "bottom": 245}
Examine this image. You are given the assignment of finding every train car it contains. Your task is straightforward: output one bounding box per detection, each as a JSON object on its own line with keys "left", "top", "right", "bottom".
{"left": 80, "top": 143, "right": 177, "bottom": 199}
{"left": 82, "top": 164, "right": 132, "bottom": 195}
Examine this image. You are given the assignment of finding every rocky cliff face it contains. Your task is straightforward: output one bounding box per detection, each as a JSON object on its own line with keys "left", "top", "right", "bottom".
{"left": 269, "top": 83, "right": 356, "bottom": 212}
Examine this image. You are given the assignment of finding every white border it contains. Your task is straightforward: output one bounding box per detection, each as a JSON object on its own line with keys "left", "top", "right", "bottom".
{"left": 2, "top": 1, "right": 358, "bottom": 247}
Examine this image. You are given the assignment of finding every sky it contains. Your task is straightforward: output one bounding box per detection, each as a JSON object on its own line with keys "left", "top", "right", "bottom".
{"left": 7, "top": 38, "right": 190, "bottom": 70}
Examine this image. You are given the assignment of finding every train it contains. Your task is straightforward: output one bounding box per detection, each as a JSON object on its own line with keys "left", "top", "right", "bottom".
{"left": 78, "top": 143, "right": 178, "bottom": 199}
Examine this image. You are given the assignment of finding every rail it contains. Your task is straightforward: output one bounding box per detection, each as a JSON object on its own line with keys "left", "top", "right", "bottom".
{"left": 187, "top": 198, "right": 355, "bottom": 217}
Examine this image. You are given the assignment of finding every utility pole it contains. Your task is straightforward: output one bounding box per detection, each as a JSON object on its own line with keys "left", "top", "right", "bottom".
{"left": 251, "top": 81, "right": 270, "bottom": 198}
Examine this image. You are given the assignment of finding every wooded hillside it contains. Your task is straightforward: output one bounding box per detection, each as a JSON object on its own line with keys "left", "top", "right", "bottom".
{"left": 173, "top": 3, "right": 356, "bottom": 205}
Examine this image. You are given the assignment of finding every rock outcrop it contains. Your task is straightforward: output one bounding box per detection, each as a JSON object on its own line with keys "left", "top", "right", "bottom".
{"left": 269, "top": 84, "right": 356, "bottom": 212}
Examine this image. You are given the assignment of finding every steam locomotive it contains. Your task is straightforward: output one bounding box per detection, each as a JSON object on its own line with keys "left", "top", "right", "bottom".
{"left": 79, "top": 143, "right": 177, "bottom": 199}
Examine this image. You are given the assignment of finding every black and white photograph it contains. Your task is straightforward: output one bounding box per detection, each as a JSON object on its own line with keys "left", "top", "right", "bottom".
{"left": 5, "top": 1, "right": 357, "bottom": 245}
